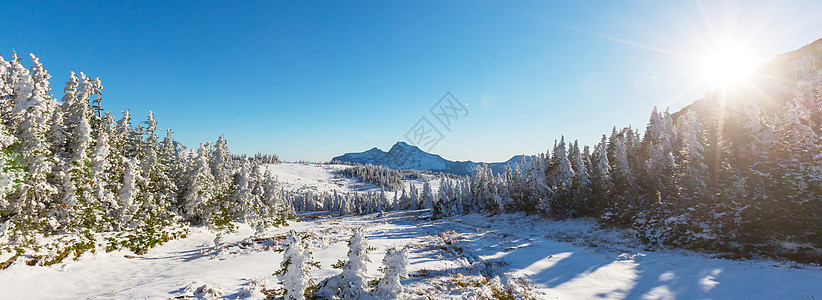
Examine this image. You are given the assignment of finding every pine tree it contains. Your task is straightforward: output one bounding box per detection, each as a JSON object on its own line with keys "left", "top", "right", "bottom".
{"left": 569, "top": 140, "right": 592, "bottom": 216}
{"left": 135, "top": 112, "right": 176, "bottom": 226}
{"left": 546, "top": 137, "right": 575, "bottom": 218}
{"left": 117, "top": 158, "right": 142, "bottom": 229}
{"left": 181, "top": 143, "right": 217, "bottom": 225}
{"left": 420, "top": 181, "right": 434, "bottom": 209}
{"left": 56, "top": 72, "right": 97, "bottom": 231}
{"left": 339, "top": 228, "right": 371, "bottom": 299}
{"left": 0, "top": 55, "right": 13, "bottom": 121}
{"left": 210, "top": 135, "right": 232, "bottom": 200}
{"left": 590, "top": 135, "right": 612, "bottom": 215}
{"left": 639, "top": 107, "right": 676, "bottom": 203}
{"left": 8, "top": 53, "right": 58, "bottom": 232}
{"left": 407, "top": 185, "right": 418, "bottom": 210}
{"left": 604, "top": 130, "right": 637, "bottom": 225}
{"left": 276, "top": 231, "right": 317, "bottom": 300}
{"left": 90, "top": 126, "right": 116, "bottom": 227}
{"left": 374, "top": 247, "right": 409, "bottom": 299}
{"left": 0, "top": 115, "right": 24, "bottom": 233}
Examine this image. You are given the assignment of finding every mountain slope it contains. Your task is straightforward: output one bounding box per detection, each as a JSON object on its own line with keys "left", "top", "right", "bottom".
{"left": 672, "top": 37, "right": 822, "bottom": 122}
{"left": 332, "top": 142, "right": 530, "bottom": 175}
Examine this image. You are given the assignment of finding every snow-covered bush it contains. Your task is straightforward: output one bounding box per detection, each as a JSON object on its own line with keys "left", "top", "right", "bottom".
{"left": 339, "top": 228, "right": 371, "bottom": 299}
{"left": 374, "top": 247, "right": 409, "bottom": 299}
{"left": 275, "top": 231, "right": 318, "bottom": 300}
{"left": 316, "top": 228, "right": 372, "bottom": 299}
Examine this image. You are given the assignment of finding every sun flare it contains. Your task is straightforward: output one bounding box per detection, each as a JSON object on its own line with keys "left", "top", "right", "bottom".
{"left": 700, "top": 45, "right": 759, "bottom": 87}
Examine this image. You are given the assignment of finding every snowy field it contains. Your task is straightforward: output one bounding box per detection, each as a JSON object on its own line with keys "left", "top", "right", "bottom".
{"left": 2, "top": 163, "right": 821, "bottom": 299}
{"left": 261, "top": 163, "right": 440, "bottom": 195}
{"left": 1, "top": 210, "right": 820, "bottom": 299}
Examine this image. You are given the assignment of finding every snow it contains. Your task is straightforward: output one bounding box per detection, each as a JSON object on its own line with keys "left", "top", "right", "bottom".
{"left": 261, "top": 162, "right": 441, "bottom": 195}
{"left": 262, "top": 163, "right": 356, "bottom": 193}
{"left": 1, "top": 210, "right": 820, "bottom": 299}
{"left": 2, "top": 164, "right": 820, "bottom": 299}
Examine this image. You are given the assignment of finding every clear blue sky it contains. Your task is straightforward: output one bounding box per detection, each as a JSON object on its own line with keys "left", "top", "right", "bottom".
{"left": 2, "top": 1, "right": 821, "bottom": 162}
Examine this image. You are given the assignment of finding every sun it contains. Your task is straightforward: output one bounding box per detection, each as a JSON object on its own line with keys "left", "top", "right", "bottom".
{"left": 700, "top": 45, "right": 759, "bottom": 88}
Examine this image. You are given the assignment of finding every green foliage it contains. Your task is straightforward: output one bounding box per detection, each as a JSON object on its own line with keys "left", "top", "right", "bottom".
{"left": 105, "top": 226, "right": 188, "bottom": 255}
{"left": 0, "top": 248, "right": 23, "bottom": 270}
{"left": 1, "top": 144, "right": 27, "bottom": 178}
{"left": 331, "top": 259, "right": 346, "bottom": 269}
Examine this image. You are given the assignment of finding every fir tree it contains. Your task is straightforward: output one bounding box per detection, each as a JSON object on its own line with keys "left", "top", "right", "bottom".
{"left": 339, "top": 228, "right": 371, "bottom": 299}
{"left": 374, "top": 247, "right": 409, "bottom": 299}
{"left": 8, "top": 53, "right": 58, "bottom": 232}
{"left": 276, "top": 231, "right": 318, "bottom": 300}
{"left": 181, "top": 143, "right": 217, "bottom": 225}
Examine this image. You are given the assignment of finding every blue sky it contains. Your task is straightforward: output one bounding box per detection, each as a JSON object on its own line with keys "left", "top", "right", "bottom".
{"left": 2, "top": 1, "right": 821, "bottom": 162}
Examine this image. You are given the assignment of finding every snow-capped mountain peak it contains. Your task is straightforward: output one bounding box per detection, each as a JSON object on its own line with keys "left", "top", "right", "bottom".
{"left": 332, "top": 142, "right": 530, "bottom": 175}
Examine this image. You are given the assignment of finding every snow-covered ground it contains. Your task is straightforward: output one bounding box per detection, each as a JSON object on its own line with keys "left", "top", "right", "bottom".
{"left": 1, "top": 210, "right": 821, "bottom": 299}
{"left": 262, "top": 163, "right": 440, "bottom": 195}
{"left": 262, "top": 163, "right": 356, "bottom": 193}
{"left": 2, "top": 163, "right": 820, "bottom": 299}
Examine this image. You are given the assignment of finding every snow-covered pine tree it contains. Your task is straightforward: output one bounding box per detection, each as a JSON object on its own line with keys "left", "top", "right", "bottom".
{"left": 395, "top": 187, "right": 405, "bottom": 211}
{"left": 0, "top": 55, "right": 13, "bottom": 120}
{"left": 508, "top": 161, "right": 526, "bottom": 210}
{"left": 468, "top": 164, "right": 493, "bottom": 213}
{"left": 159, "top": 129, "right": 186, "bottom": 201}
{"left": 103, "top": 111, "right": 134, "bottom": 215}
{"left": 590, "top": 135, "right": 612, "bottom": 215}
{"left": 276, "top": 231, "right": 317, "bottom": 300}
{"left": 117, "top": 158, "right": 142, "bottom": 229}
{"left": 639, "top": 107, "right": 676, "bottom": 207}
{"left": 263, "top": 168, "right": 293, "bottom": 223}
{"left": 89, "top": 123, "right": 116, "bottom": 228}
{"left": 546, "top": 136, "right": 575, "bottom": 218}
{"left": 569, "top": 139, "right": 592, "bottom": 217}
{"left": 55, "top": 72, "right": 98, "bottom": 231}
{"left": 230, "top": 160, "right": 255, "bottom": 225}
{"left": 0, "top": 108, "right": 24, "bottom": 241}
{"left": 494, "top": 169, "right": 511, "bottom": 212}
{"left": 420, "top": 181, "right": 433, "bottom": 209}
{"left": 180, "top": 143, "right": 217, "bottom": 226}
{"left": 339, "top": 228, "right": 371, "bottom": 299}
{"left": 407, "top": 185, "right": 418, "bottom": 210}
{"left": 7, "top": 53, "right": 58, "bottom": 232}
{"left": 433, "top": 177, "right": 448, "bottom": 218}
{"left": 210, "top": 135, "right": 232, "bottom": 203}
{"left": 374, "top": 247, "right": 409, "bottom": 299}
{"left": 677, "top": 109, "right": 708, "bottom": 203}
{"left": 524, "top": 153, "right": 549, "bottom": 214}
{"left": 132, "top": 112, "right": 176, "bottom": 231}
{"left": 115, "top": 110, "right": 136, "bottom": 157}
{"left": 604, "top": 129, "right": 637, "bottom": 226}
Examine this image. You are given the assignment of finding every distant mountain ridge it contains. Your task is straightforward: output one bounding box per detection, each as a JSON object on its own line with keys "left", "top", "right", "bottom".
{"left": 332, "top": 142, "right": 531, "bottom": 175}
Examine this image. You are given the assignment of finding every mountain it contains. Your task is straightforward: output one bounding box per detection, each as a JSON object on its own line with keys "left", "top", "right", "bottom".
{"left": 332, "top": 142, "right": 531, "bottom": 175}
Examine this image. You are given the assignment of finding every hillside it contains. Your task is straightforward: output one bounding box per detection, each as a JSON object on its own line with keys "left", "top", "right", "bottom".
{"left": 672, "top": 37, "right": 822, "bottom": 122}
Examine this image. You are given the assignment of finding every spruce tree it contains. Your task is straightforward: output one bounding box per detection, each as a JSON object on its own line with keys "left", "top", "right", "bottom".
{"left": 374, "top": 247, "right": 409, "bottom": 299}
{"left": 276, "top": 231, "right": 317, "bottom": 300}
{"left": 8, "top": 53, "right": 58, "bottom": 232}
{"left": 181, "top": 143, "right": 217, "bottom": 225}
{"left": 338, "top": 228, "right": 371, "bottom": 299}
